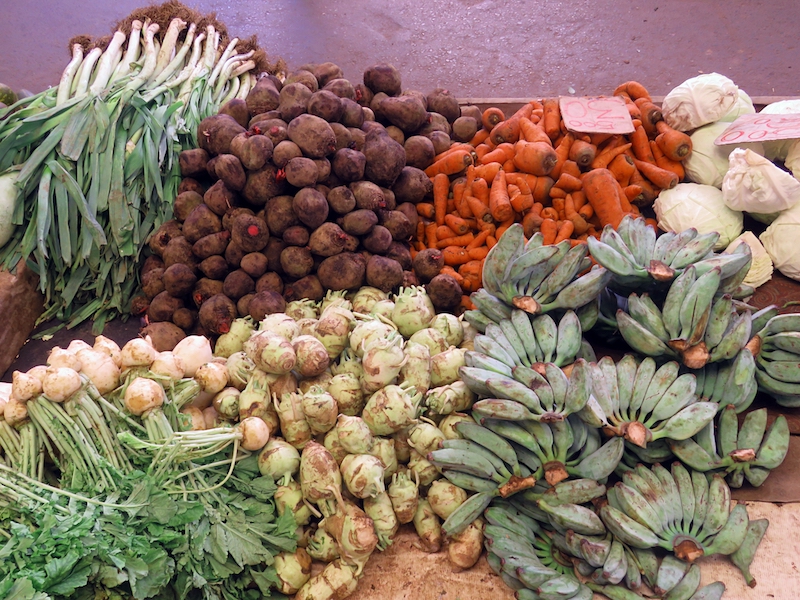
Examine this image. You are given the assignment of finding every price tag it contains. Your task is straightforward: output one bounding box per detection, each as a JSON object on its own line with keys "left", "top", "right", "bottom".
{"left": 714, "top": 113, "right": 800, "bottom": 145}
{"left": 559, "top": 96, "right": 635, "bottom": 134}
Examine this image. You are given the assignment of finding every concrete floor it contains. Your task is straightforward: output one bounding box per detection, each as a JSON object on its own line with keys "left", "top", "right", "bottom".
{"left": 1, "top": 0, "right": 798, "bottom": 100}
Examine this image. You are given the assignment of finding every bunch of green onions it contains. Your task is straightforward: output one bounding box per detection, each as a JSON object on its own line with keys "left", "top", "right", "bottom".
{"left": 0, "top": 17, "right": 261, "bottom": 334}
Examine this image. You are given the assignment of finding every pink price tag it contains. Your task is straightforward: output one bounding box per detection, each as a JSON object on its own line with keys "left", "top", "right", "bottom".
{"left": 714, "top": 113, "right": 800, "bottom": 145}
{"left": 559, "top": 96, "right": 635, "bottom": 134}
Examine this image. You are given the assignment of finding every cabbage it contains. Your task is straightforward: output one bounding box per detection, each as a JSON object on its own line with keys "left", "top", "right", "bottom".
{"left": 661, "top": 73, "right": 739, "bottom": 132}
{"left": 653, "top": 183, "right": 743, "bottom": 249}
{"left": 722, "top": 148, "right": 800, "bottom": 218}
{"left": 759, "top": 100, "right": 800, "bottom": 164}
{"left": 718, "top": 89, "right": 756, "bottom": 122}
{"left": 725, "top": 232, "right": 773, "bottom": 289}
{"left": 684, "top": 122, "right": 764, "bottom": 188}
{"left": 761, "top": 202, "right": 800, "bottom": 282}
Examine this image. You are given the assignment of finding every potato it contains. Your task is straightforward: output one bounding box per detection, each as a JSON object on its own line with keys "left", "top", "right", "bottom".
{"left": 249, "top": 290, "right": 287, "bottom": 321}
{"left": 283, "top": 225, "right": 310, "bottom": 247}
{"left": 308, "top": 90, "right": 344, "bottom": 123}
{"left": 362, "top": 225, "right": 393, "bottom": 254}
{"left": 163, "top": 236, "right": 198, "bottom": 270}
{"left": 385, "top": 241, "right": 412, "bottom": 270}
{"left": 427, "top": 130, "right": 452, "bottom": 155}
{"left": 404, "top": 136, "right": 436, "bottom": 170}
{"left": 313, "top": 62, "right": 344, "bottom": 87}
{"left": 192, "top": 230, "right": 231, "bottom": 260}
{"left": 214, "top": 154, "right": 247, "bottom": 192}
{"left": 284, "top": 69, "right": 319, "bottom": 92}
{"left": 224, "top": 239, "right": 248, "bottom": 269}
{"left": 341, "top": 209, "right": 378, "bottom": 236}
{"left": 381, "top": 95, "right": 428, "bottom": 133}
{"left": 198, "top": 293, "right": 237, "bottom": 335}
{"left": 264, "top": 237, "right": 286, "bottom": 273}
{"left": 287, "top": 114, "right": 337, "bottom": 159}
{"left": 293, "top": 187, "right": 329, "bottom": 229}
{"left": 230, "top": 133, "right": 273, "bottom": 171}
{"left": 460, "top": 105, "right": 482, "bottom": 122}
{"left": 451, "top": 116, "right": 479, "bottom": 143}
{"left": 204, "top": 180, "right": 238, "bottom": 216}
{"left": 183, "top": 204, "right": 222, "bottom": 244}
{"left": 178, "top": 178, "right": 204, "bottom": 196}
{"left": 378, "top": 209, "right": 413, "bottom": 241}
{"left": 198, "top": 255, "right": 229, "bottom": 280}
{"left": 245, "top": 77, "right": 281, "bottom": 116}
{"left": 284, "top": 157, "right": 319, "bottom": 188}
{"left": 339, "top": 98, "right": 365, "bottom": 128}
{"left": 192, "top": 278, "right": 224, "bottom": 307}
{"left": 363, "top": 128, "right": 406, "bottom": 187}
{"left": 327, "top": 186, "right": 357, "bottom": 214}
{"left": 231, "top": 213, "right": 270, "bottom": 252}
{"left": 243, "top": 164, "right": 286, "bottom": 207}
{"left": 179, "top": 148, "right": 209, "bottom": 177}
{"left": 426, "top": 88, "right": 460, "bottom": 123}
{"left": 148, "top": 291, "right": 184, "bottom": 323}
{"left": 317, "top": 252, "right": 366, "bottom": 291}
{"left": 148, "top": 220, "right": 183, "bottom": 257}
{"left": 278, "top": 82, "right": 312, "bottom": 121}
{"left": 396, "top": 202, "right": 420, "bottom": 233}
{"left": 366, "top": 255, "right": 404, "bottom": 292}
{"left": 256, "top": 271, "right": 285, "bottom": 295}
{"left": 142, "top": 268, "right": 165, "bottom": 300}
{"left": 284, "top": 274, "right": 324, "bottom": 302}
{"left": 239, "top": 252, "right": 269, "bottom": 278}
{"left": 322, "top": 78, "right": 355, "bottom": 100}
{"left": 219, "top": 98, "right": 250, "bottom": 128}
{"left": 280, "top": 246, "right": 314, "bottom": 279}
{"left": 426, "top": 273, "right": 462, "bottom": 311}
{"left": 412, "top": 248, "right": 444, "bottom": 282}
{"left": 197, "top": 114, "right": 246, "bottom": 155}
{"left": 308, "top": 222, "right": 348, "bottom": 257}
{"left": 385, "top": 125, "right": 405, "bottom": 146}
{"left": 329, "top": 122, "right": 352, "bottom": 151}
{"left": 364, "top": 63, "right": 401, "bottom": 95}
{"left": 141, "top": 322, "right": 186, "bottom": 352}
{"left": 331, "top": 148, "right": 366, "bottom": 183}
{"left": 350, "top": 180, "right": 386, "bottom": 210}
{"left": 272, "top": 140, "right": 303, "bottom": 168}
{"left": 223, "top": 269, "right": 256, "bottom": 299}
{"left": 163, "top": 263, "right": 198, "bottom": 298}
{"left": 172, "top": 307, "right": 197, "bottom": 331}
{"left": 391, "top": 167, "right": 432, "bottom": 204}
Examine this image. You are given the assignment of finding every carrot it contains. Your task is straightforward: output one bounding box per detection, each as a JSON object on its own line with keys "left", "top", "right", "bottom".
{"left": 571, "top": 189, "right": 587, "bottom": 210}
{"left": 631, "top": 158, "right": 679, "bottom": 190}
{"left": 564, "top": 194, "right": 589, "bottom": 235}
{"left": 568, "top": 139, "right": 597, "bottom": 170}
{"left": 623, "top": 184, "right": 645, "bottom": 204}
{"left": 532, "top": 176, "right": 555, "bottom": 204}
{"left": 578, "top": 203, "right": 594, "bottom": 220}
{"left": 434, "top": 143, "right": 477, "bottom": 163}
{"left": 549, "top": 186, "right": 567, "bottom": 199}
{"left": 554, "top": 172, "right": 583, "bottom": 193}
{"left": 472, "top": 177, "right": 490, "bottom": 205}
{"left": 437, "top": 232, "right": 475, "bottom": 249}
{"left": 436, "top": 225, "right": 457, "bottom": 240}
{"left": 473, "top": 162, "right": 503, "bottom": 184}
{"left": 522, "top": 207, "right": 544, "bottom": 238}
{"left": 550, "top": 132, "right": 573, "bottom": 179}
{"left": 607, "top": 153, "right": 636, "bottom": 186}
{"left": 541, "top": 207, "right": 559, "bottom": 221}
{"left": 625, "top": 100, "right": 642, "bottom": 122}
{"left": 480, "top": 143, "right": 516, "bottom": 165}
{"left": 486, "top": 235, "right": 498, "bottom": 249}
{"left": 481, "top": 107, "right": 506, "bottom": 131}
{"left": 582, "top": 168, "right": 627, "bottom": 229}
{"left": 415, "top": 221, "right": 425, "bottom": 242}
{"left": 495, "top": 217, "right": 516, "bottom": 240}
{"left": 489, "top": 169, "right": 514, "bottom": 222}
{"left": 425, "top": 222, "right": 438, "bottom": 248}
{"left": 552, "top": 197, "right": 566, "bottom": 219}
{"left": 591, "top": 142, "right": 632, "bottom": 170}
{"left": 543, "top": 98, "right": 561, "bottom": 141}
{"left": 513, "top": 140, "right": 559, "bottom": 176}
{"left": 540, "top": 218, "right": 559, "bottom": 245}
{"left": 650, "top": 140, "right": 686, "bottom": 181}
{"left": 465, "top": 194, "right": 492, "bottom": 225}
{"left": 510, "top": 190, "right": 534, "bottom": 213}
{"left": 590, "top": 132, "right": 614, "bottom": 146}
{"left": 416, "top": 202, "right": 435, "bottom": 219}
{"left": 425, "top": 150, "right": 473, "bottom": 178}
{"left": 613, "top": 179, "right": 634, "bottom": 213}
{"left": 433, "top": 173, "right": 449, "bottom": 226}
{"left": 554, "top": 220, "right": 575, "bottom": 244}
{"left": 469, "top": 128, "right": 491, "bottom": 147}
{"left": 629, "top": 167, "right": 658, "bottom": 206}
{"left": 440, "top": 266, "right": 466, "bottom": 287}
{"left": 655, "top": 121, "right": 692, "bottom": 161}
{"left": 467, "top": 228, "right": 492, "bottom": 250}
{"left": 451, "top": 180, "right": 466, "bottom": 216}
{"left": 460, "top": 295, "right": 476, "bottom": 311}
{"left": 560, "top": 160, "right": 582, "bottom": 180}
{"left": 613, "top": 81, "right": 651, "bottom": 101}
{"left": 501, "top": 158, "right": 517, "bottom": 173}
{"left": 489, "top": 103, "right": 535, "bottom": 144}
{"left": 634, "top": 97, "right": 662, "bottom": 129}
{"left": 630, "top": 125, "right": 656, "bottom": 163}
{"left": 519, "top": 117, "right": 552, "bottom": 145}
{"left": 442, "top": 246, "right": 471, "bottom": 266}
{"left": 445, "top": 214, "right": 470, "bottom": 236}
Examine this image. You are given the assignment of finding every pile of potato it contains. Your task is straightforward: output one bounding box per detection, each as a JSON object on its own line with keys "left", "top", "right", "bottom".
{"left": 135, "top": 62, "right": 471, "bottom": 337}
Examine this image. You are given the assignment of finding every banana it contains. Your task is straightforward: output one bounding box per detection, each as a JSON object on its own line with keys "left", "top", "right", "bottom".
{"left": 541, "top": 478, "right": 607, "bottom": 506}
{"left": 753, "top": 415, "right": 789, "bottom": 471}
{"left": 757, "top": 355, "right": 800, "bottom": 383}
{"left": 460, "top": 366, "right": 499, "bottom": 397}
{"left": 663, "top": 266, "right": 697, "bottom": 340}
{"left": 539, "top": 267, "right": 612, "bottom": 314}
{"left": 470, "top": 288, "right": 513, "bottom": 322}
{"left": 708, "top": 312, "right": 751, "bottom": 363}
{"left": 646, "top": 373, "right": 698, "bottom": 426}
{"left": 427, "top": 448, "right": 503, "bottom": 482}
{"left": 485, "top": 375, "right": 545, "bottom": 413}
{"left": 759, "top": 312, "right": 800, "bottom": 336}
{"left": 694, "top": 249, "right": 752, "bottom": 280}
{"left": 693, "top": 420, "right": 719, "bottom": 461}
{"left": 703, "top": 295, "right": 733, "bottom": 350}
{"left": 555, "top": 310, "right": 582, "bottom": 367}
{"left": 671, "top": 462, "right": 696, "bottom": 534}
{"left": 614, "top": 482, "right": 664, "bottom": 534}
{"left": 472, "top": 398, "right": 540, "bottom": 422}
{"left": 652, "top": 463, "right": 684, "bottom": 534}
{"left": 651, "top": 229, "right": 678, "bottom": 263}
{"left": 577, "top": 297, "right": 600, "bottom": 333}
{"left": 536, "top": 574, "right": 582, "bottom": 600}
{"left": 688, "top": 582, "right": 726, "bottom": 600}
{"left": 535, "top": 243, "right": 589, "bottom": 305}
{"left": 484, "top": 506, "right": 540, "bottom": 544}
{"left": 473, "top": 334, "right": 518, "bottom": 367}
{"left": 599, "top": 504, "right": 660, "bottom": 549}
{"left": 628, "top": 217, "right": 658, "bottom": 269}
{"left": 668, "top": 438, "right": 719, "bottom": 472}
{"left": 521, "top": 240, "right": 573, "bottom": 297}
{"left": 483, "top": 223, "right": 525, "bottom": 298}
{"left": 703, "top": 502, "right": 750, "bottom": 556}
{"left": 514, "top": 366, "right": 556, "bottom": 408}
{"left": 699, "top": 475, "right": 731, "bottom": 539}
{"left": 569, "top": 436, "right": 624, "bottom": 481}
{"left": 750, "top": 304, "right": 780, "bottom": 334}
{"left": 617, "top": 310, "right": 677, "bottom": 358}
{"left": 442, "top": 439, "right": 515, "bottom": 479}
{"left": 545, "top": 363, "right": 570, "bottom": 410}
{"left": 463, "top": 309, "right": 495, "bottom": 333}
{"left": 602, "top": 540, "right": 628, "bottom": 584}
{"left": 716, "top": 249, "right": 753, "bottom": 295}
{"left": 499, "top": 318, "right": 533, "bottom": 368}
{"left": 507, "top": 244, "right": 561, "bottom": 283}
{"left": 568, "top": 532, "right": 610, "bottom": 567}
{"left": 629, "top": 547, "right": 659, "bottom": 590}
{"left": 760, "top": 347, "right": 800, "bottom": 362}
{"left": 589, "top": 583, "right": 650, "bottom": 600}
{"left": 482, "top": 419, "right": 545, "bottom": 461}
{"left": 735, "top": 407, "right": 766, "bottom": 453}
{"left": 588, "top": 236, "right": 645, "bottom": 278}
{"left": 464, "top": 351, "right": 514, "bottom": 377}
{"left": 689, "top": 469, "right": 709, "bottom": 538}
{"left": 532, "top": 314, "right": 559, "bottom": 363}
{"left": 603, "top": 224, "right": 642, "bottom": 265}
{"left": 655, "top": 555, "right": 689, "bottom": 595}
{"left": 537, "top": 499, "right": 606, "bottom": 536}
{"left": 678, "top": 267, "right": 721, "bottom": 343}
{"left": 627, "top": 467, "right": 670, "bottom": 531}
{"left": 664, "top": 563, "right": 701, "bottom": 600}
{"left": 754, "top": 367, "right": 800, "bottom": 400}
{"left": 512, "top": 308, "right": 543, "bottom": 364}
{"left": 628, "top": 357, "right": 658, "bottom": 418}
{"left": 659, "top": 228, "right": 699, "bottom": 266}
{"left": 652, "top": 402, "right": 718, "bottom": 442}
{"left": 486, "top": 551, "right": 503, "bottom": 576}
{"left": 516, "top": 564, "right": 561, "bottom": 590}
{"left": 454, "top": 421, "right": 521, "bottom": 474}
{"left": 564, "top": 359, "right": 591, "bottom": 415}
{"left": 442, "top": 469, "right": 498, "bottom": 493}
{"left": 616, "top": 354, "right": 639, "bottom": 421}
{"left": 730, "top": 518, "right": 769, "bottom": 587}
{"left": 623, "top": 546, "right": 643, "bottom": 591}
{"left": 628, "top": 293, "right": 670, "bottom": 342}
{"left": 499, "top": 571, "right": 526, "bottom": 592}
{"left": 550, "top": 419, "right": 574, "bottom": 463}
{"left": 637, "top": 361, "right": 680, "bottom": 422}
{"left": 764, "top": 330, "right": 800, "bottom": 353}
{"left": 521, "top": 420, "right": 555, "bottom": 458}
{"left": 669, "top": 232, "right": 719, "bottom": 270}
{"left": 442, "top": 491, "right": 494, "bottom": 537}
{"left": 485, "top": 324, "right": 525, "bottom": 366}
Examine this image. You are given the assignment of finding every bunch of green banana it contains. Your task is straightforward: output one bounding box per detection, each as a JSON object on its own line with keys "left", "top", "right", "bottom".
{"left": 616, "top": 263, "right": 754, "bottom": 369}
{"left": 669, "top": 405, "right": 790, "bottom": 488}
{"left": 599, "top": 462, "right": 767, "bottom": 585}
{"left": 479, "top": 223, "right": 611, "bottom": 316}
{"left": 582, "top": 355, "right": 716, "bottom": 449}
{"left": 464, "top": 306, "right": 585, "bottom": 369}
{"left": 692, "top": 348, "right": 758, "bottom": 414}
{"left": 587, "top": 216, "right": 753, "bottom": 298}
{"left": 751, "top": 313, "right": 800, "bottom": 407}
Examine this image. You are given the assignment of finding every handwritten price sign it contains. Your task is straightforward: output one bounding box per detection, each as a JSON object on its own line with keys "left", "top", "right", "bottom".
{"left": 559, "top": 96, "right": 635, "bottom": 134}
{"left": 714, "top": 113, "right": 800, "bottom": 145}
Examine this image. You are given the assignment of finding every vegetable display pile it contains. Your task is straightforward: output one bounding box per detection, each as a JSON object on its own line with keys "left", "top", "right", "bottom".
{"left": 0, "top": 2, "right": 281, "bottom": 333}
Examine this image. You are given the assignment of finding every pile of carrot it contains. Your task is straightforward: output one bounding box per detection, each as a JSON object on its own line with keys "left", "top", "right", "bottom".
{"left": 410, "top": 81, "right": 692, "bottom": 308}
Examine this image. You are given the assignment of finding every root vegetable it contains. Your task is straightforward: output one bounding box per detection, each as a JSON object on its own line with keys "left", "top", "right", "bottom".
{"left": 299, "top": 440, "right": 342, "bottom": 506}
{"left": 308, "top": 222, "right": 349, "bottom": 257}
{"left": 317, "top": 252, "right": 367, "bottom": 291}
{"left": 124, "top": 377, "right": 165, "bottom": 416}
{"left": 413, "top": 498, "right": 442, "bottom": 553}
{"left": 382, "top": 95, "right": 428, "bottom": 133}
{"left": 172, "top": 335, "right": 214, "bottom": 378}
{"left": 350, "top": 180, "right": 385, "bottom": 211}
{"left": 198, "top": 114, "right": 246, "bottom": 155}
{"left": 427, "top": 130, "right": 451, "bottom": 155}
{"left": 193, "top": 278, "right": 225, "bottom": 307}
{"left": 174, "top": 191, "right": 205, "bottom": 222}
{"left": 163, "top": 263, "right": 198, "bottom": 298}
{"left": 148, "top": 220, "right": 183, "bottom": 257}
{"left": 192, "top": 230, "right": 231, "bottom": 260}
{"left": 256, "top": 271, "right": 285, "bottom": 295}
{"left": 272, "top": 140, "right": 303, "bottom": 168}
{"left": 150, "top": 351, "right": 186, "bottom": 382}
{"left": 285, "top": 69, "right": 318, "bottom": 92}
{"left": 385, "top": 240, "right": 412, "bottom": 270}
{"left": 287, "top": 113, "right": 337, "bottom": 158}
{"left": 285, "top": 156, "right": 319, "bottom": 187}
{"left": 245, "top": 331, "right": 297, "bottom": 375}
{"left": 178, "top": 178, "right": 204, "bottom": 195}
{"left": 243, "top": 163, "right": 286, "bottom": 206}
{"left": 327, "top": 186, "right": 357, "bottom": 214}
{"left": 259, "top": 438, "right": 301, "bottom": 483}
{"left": 341, "top": 209, "right": 378, "bottom": 236}
{"left": 245, "top": 77, "right": 281, "bottom": 116}
{"left": 163, "top": 236, "right": 199, "bottom": 270}
{"left": 231, "top": 213, "right": 270, "bottom": 252}
{"left": 148, "top": 291, "right": 184, "bottom": 323}
{"left": 240, "top": 252, "right": 269, "bottom": 278}
{"left": 308, "top": 89, "right": 344, "bottom": 122}
{"left": 248, "top": 290, "right": 287, "bottom": 320}
{"left": 302, "top": 386, "right": 338, "bottom": 434}
{"left": 179, "top": 148, "right": 210, "bottom": 177}
{"left": 198, "top": 293, "right": 237, "bottom": 334}
{"left": 274, "top": 549, "right": 313, "bottom": 595}
{"left": 278, "top": 82, "right": 313, "bottom": 121}
{"left": 142, "top": 268, "right": 166, "bottom": 299}
{"left": 293, "top": 187, "right": 330, "bottom": 229}
{"left": 223, "top": 269, "right": 255, "bottom": 299}
{"left": 282, "top": 224, "right": 310, "bottom": 247}
{"left": 328, "top": 373, "right": 365, "bottom": 416}
{"left": 392, "top": 166, "right": 433, "bottom": 204}
{"left": 447, "top": 518, "right": 485, "bottom": 569}
{"left": 280, "top": 246, "right": 314, "bottom": 279}
{"left": 230, "top": 133, "right": 273, "bottom": 171}
{"left": 238, "top": 415, "right": 271, "bottom": 451}
{"left": 212, "top": 154, "right": 246, "bottom": 192}
{"left": 266, "top": 195, "right": 299, "bottom": 236}
{"left": 413, "top": 248, "right": 444, "bottom": 282}
{"left": 292, "top": 335, "right": 330, "bottom": 378}
{"left": 331, "top": 148, "right": 366, "bottom": 183}
{"left": 364, "top": 127, "right": 406, "bottom": 187}
{"left": 378, "top": 209, "right": 413, "bottom": 241}
{"left": 140, "top": 322, "right": 186, "bottom": 352}
{"left": 198, "top": 256, "right": 229, "bottom": 280}
{"left": 364, "top": 63, "right": 401, "bottom": 95}
{"left": 426, "top": 273, "right": 463, "bottom": 311}
{"left": 340, "top": 97, "right": 365, "bottom": 128}
{"left": 322, "top": 76, "right": 353, "bottom": 98}
{"left": 366, "top": 255, "right": 404, "bottom": 291}
{"left": 218, "top": 98, "right": 250, "bottom": 128}
{"left": 427, "top": 479, "right": 468, "bottom": 520}
{"left": 284, "top": 274, "right": 324, "bottom": 302}
{"left": 182, "top": 204, "right": 222, "bottom": 244}
{"left": 341, "top": 454, "right": 385, "bottom": 499}
{"left": 427, "top": 88, "right": 460, "bottom": 123}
